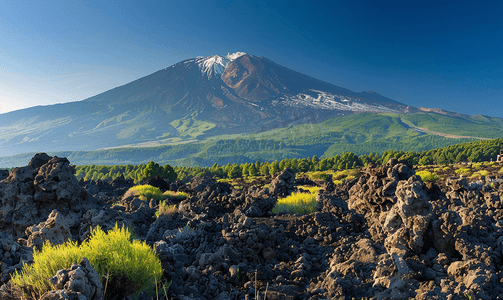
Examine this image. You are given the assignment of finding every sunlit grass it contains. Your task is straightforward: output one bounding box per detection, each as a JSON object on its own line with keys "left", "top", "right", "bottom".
{"left": 471, "top": 170, "right": 489, "bottom": 178}
{"left": 455, "top": 167, "right": 471, "bottom": 176}
{"left": 416, "top": 170, "right": 441, "bottom": 182}
{"left": 127, "top": 185, "right": 188, "bottom": 202}
{"left": 11, "top": 224, "right": 162, "bottom": 300}
{"left": 472, "top": 162, "right": 483, "bottom": 170}
{"left": 155, "top": 201, "right": 177, "bottom": 218}
{"left": 306, "top": 169, "right": 359, "bottom": 184}
{"left": 272, "top": 186, "right": 318, "bottom": 214}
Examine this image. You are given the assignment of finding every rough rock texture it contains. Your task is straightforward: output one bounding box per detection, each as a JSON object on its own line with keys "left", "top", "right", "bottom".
{"left": 270, "top": 168, "right": 296, "bottom": 197}
{"left": 3, "top": 154, "right": 503, "bottom": 300}
{"left": 22, "top": 210, "right": 72, "bottom": 250}
{"left": 0, "top": 169, "right": 9, "bottom": 181}
{"left": 0, "top": 230, "right": 33, "bottom": 283}
{"left": 0, "top": 153, "right": 99, "bottom": 238}
{"left": 40, "top": 257, "right": 103, "bottom": 300}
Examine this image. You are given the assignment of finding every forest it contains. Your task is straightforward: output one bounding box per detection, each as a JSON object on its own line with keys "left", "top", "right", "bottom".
{"left": 73, "top": 138, "right": 503, "bottom": 183}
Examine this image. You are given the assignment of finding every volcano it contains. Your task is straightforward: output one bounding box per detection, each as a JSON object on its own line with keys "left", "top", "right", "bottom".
{"left": 0, "top": 52, "right": 417, "bottom": 157}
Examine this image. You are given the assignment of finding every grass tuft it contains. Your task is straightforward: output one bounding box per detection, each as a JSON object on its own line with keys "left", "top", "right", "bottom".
{"left": 155, "top": 201, "right": 177, "bottom": 218}
{"left": 416, "top": 170, "right": 441, "bottom": 182}
{"left": 471, "top": 170, "right": 489, "bottom": 178}
{"left": 272, "top": 186, "right": 318, "bottom": 214}
{"left": 11, "top": 224, "right": 162, "bottom": 300}
{"left": 455, "top": 167, "right": 472, "bottom": 176}
{"left": 127, "top": 185, "right": 188, "bottom": 202}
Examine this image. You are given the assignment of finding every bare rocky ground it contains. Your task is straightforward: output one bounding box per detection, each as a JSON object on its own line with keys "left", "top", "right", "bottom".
{"left": 1, "top": 153, "right": 503, "bottom": 299}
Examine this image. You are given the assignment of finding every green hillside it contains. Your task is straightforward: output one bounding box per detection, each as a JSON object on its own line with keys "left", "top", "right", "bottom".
{"left": 1, "top": 113, "right": 501, "bottom": 168}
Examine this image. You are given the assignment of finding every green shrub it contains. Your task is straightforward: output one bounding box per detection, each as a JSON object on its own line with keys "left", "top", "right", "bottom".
{"left": 127, "top": 185, "right": 188, "bottom": 202}
{"left": 161, "top": 190, "right": 189, "bottom": 201}
{"left": 272, "top": 188, "right": 318, "bottom": 215}
{"left": 307, "top": 171, "right": 328, "bottom": 180}
{"left": 471, "top": 170, "right": 489, "bottom": 178}
{"left": 155, "top": 201, "right": 177, "bottom": 218}
{"left": 455, "top": 167, "right": 472, "bottom": 176}
{"left": 416, "top": 170, "right": 441, "bottom": 182}
{"left": 127, "top": 185, "right": 165, "bottom": 201}
{"left": 472, "top": 162, "right": 483, "bottom": 170}
{"left": 11, "top": 224, "right": 162, "bottom": 300}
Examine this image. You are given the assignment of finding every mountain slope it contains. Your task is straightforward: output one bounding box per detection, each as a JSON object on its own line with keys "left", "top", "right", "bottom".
{"left": 0, "top": 52, "right": 420, "bottom": 157}
{"left": 1, "top": 112, "right": 502, "bottom": 168}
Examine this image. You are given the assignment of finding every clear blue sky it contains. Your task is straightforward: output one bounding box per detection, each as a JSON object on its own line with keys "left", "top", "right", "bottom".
{"left": 1, "top": 0, "right": 502, "bottom": 117}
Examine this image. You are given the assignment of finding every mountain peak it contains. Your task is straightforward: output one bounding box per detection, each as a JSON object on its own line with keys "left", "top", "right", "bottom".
{"left": 196, "top": 52, "right": 246, "bottom": 79}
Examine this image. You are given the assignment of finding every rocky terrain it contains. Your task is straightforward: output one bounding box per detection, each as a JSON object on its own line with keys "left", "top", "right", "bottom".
{"left": 1, "top": 153, "right": 503, "bottom": 299}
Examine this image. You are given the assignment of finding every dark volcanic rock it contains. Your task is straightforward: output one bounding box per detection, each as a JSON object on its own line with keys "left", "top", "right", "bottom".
{"left": 0, "top": 169, "right": 8, "bottom": 181}
{"left": 270, "top": 168, "right": 296, "bottom": 197}
{"left": 40, "top": 257, "right": 103, "bottom": 300}
{"left": 3, "top": 155, "right": 503, "bottom": 300}
{"left": 143, "top": 176, "right": 171, "bottom": 192}
{"left": 0, "top": 153, "right": 100, "bottom": 238}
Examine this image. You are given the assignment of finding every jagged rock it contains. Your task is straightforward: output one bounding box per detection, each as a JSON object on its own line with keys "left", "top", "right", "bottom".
{"left": 0, "top": 230, "right": 33, "bottom": 283}
{"left": 270, "top": 168, "right": 296, "bottom": 197}
{"left": 78, "top": 208, "right": 132, "bottom": 242}
{"left": 384, "top": 175, "right": 432, "bottom": 276}
{"left": 0, "top": 169, "right": 8, "bottom": 181}
{"left": 0, "top": 153, "right": 99, "bottom": 238}
{"left": 190, "top": 176, "right": 217, "bottom": 192}
{"left": 242, "top": 186, "right": 276, "bottom": 217}
{"left": 24, "top": 209, "right": 73, "bottom": 250}
{"left": 81, "top": 176, "right": 134, "bottom": 201}
{"left": 447, "top": 259, "right": 496, "bottom": 299}
{"left": 40, "top": 257, "right": 103, "bottom": 300}
{"left": 2, "top": 156, "right": 503, "bottom": 300}
{"left": 142, "top": 176, "right": 171, "bottom": 192}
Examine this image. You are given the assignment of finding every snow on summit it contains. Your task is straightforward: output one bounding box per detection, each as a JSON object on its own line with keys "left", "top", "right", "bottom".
{"left": 196, "top": 52, "right": 246, "bottom": 78}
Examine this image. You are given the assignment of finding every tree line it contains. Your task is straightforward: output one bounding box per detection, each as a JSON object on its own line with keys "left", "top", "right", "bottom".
{"left": 73, "top": 138, "right": 503, "bottom": 182}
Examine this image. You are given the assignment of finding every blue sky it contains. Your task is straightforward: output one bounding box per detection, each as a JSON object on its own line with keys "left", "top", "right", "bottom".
{"left": 0, "top": 0, "right": 502, "bottom": 117}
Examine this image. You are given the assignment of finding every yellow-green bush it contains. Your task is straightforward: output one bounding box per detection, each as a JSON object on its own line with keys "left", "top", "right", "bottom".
{"left": 471, "top": 170, "right": 489, "bottom": 178}
{"left": 455, "top": 167, "right": 471, "bottom": 176}
{"left": 472, "top": 162, "right": 483, "bottom": 170}
{"left": 307, "top": 171, "right": 328, "bottom": 180}
{"left": 11, "top": 224, "right": 162, "bottom": 300}
{"left": 127, "top": 185, "right": 188, "bottom": 202}
{"left": 155, "top": 201, "right": 177, "bottom": 218}
{"left": 416, "top": 170, "right": 441, "bottom": 182}
{"left": 272, "top": 187, "right": 319, "bottom": 214}
{"left": 162, "top": 190, "right": 189, "bottom": 201}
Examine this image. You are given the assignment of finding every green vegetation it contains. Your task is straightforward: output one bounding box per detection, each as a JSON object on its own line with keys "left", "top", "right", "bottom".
{"left": 402, "top": 113, "right": 503, "bottom": 139}
{"left": 127, "top": 185, "right": 188, "bottom": 202}
{"left": 455, "top": 167, "right": 472, "bottom": 176}
{"left": 416, "top": 170, "right": 441, "bottom": 182}
{"left": 170, "top": 114, "right": 216, "bottom": 139}
{"left": 471, "top": 170, "right": 489, "bottom": 178}
{"left": 155, "top": 201, "right": 177, "bottom": 218}
{"left": 272, "top": 186, "right": 319, "bottom": 214}
{"left": 11, "top": 224, "right": 162, "bottom": 300}
{"left": 4, "top": 113, "right": 503, "bottom": 168}
{"left": 68, "top": 137, "right": 503, "bottom": 183}
{"left": 75, "top": 161, "right": 175, "bottom": 183}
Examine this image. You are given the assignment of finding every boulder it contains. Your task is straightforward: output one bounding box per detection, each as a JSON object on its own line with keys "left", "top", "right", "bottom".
{"left": 270, "top": 168, "right": 296, "bottom": 197}
{"left": 0, "top": 153, "right": 99, "bottom": 238}
{"left": 40, "top": 257, "right": 103, "bottom": 300}
{"left": 24, "top": 209, "right": 73, "bottom": 250}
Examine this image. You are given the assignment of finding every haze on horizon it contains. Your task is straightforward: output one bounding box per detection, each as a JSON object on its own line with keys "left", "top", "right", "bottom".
{"left": 0, "top": 0, "right": 502, "bottom": 117}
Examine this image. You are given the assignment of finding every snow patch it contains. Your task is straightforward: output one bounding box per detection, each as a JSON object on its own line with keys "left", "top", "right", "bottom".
{"left": 196, "top": 52, "right": 246, "bottom": 79}
{"left": 275, "top": 90, "right": 398, "bottom": 113}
